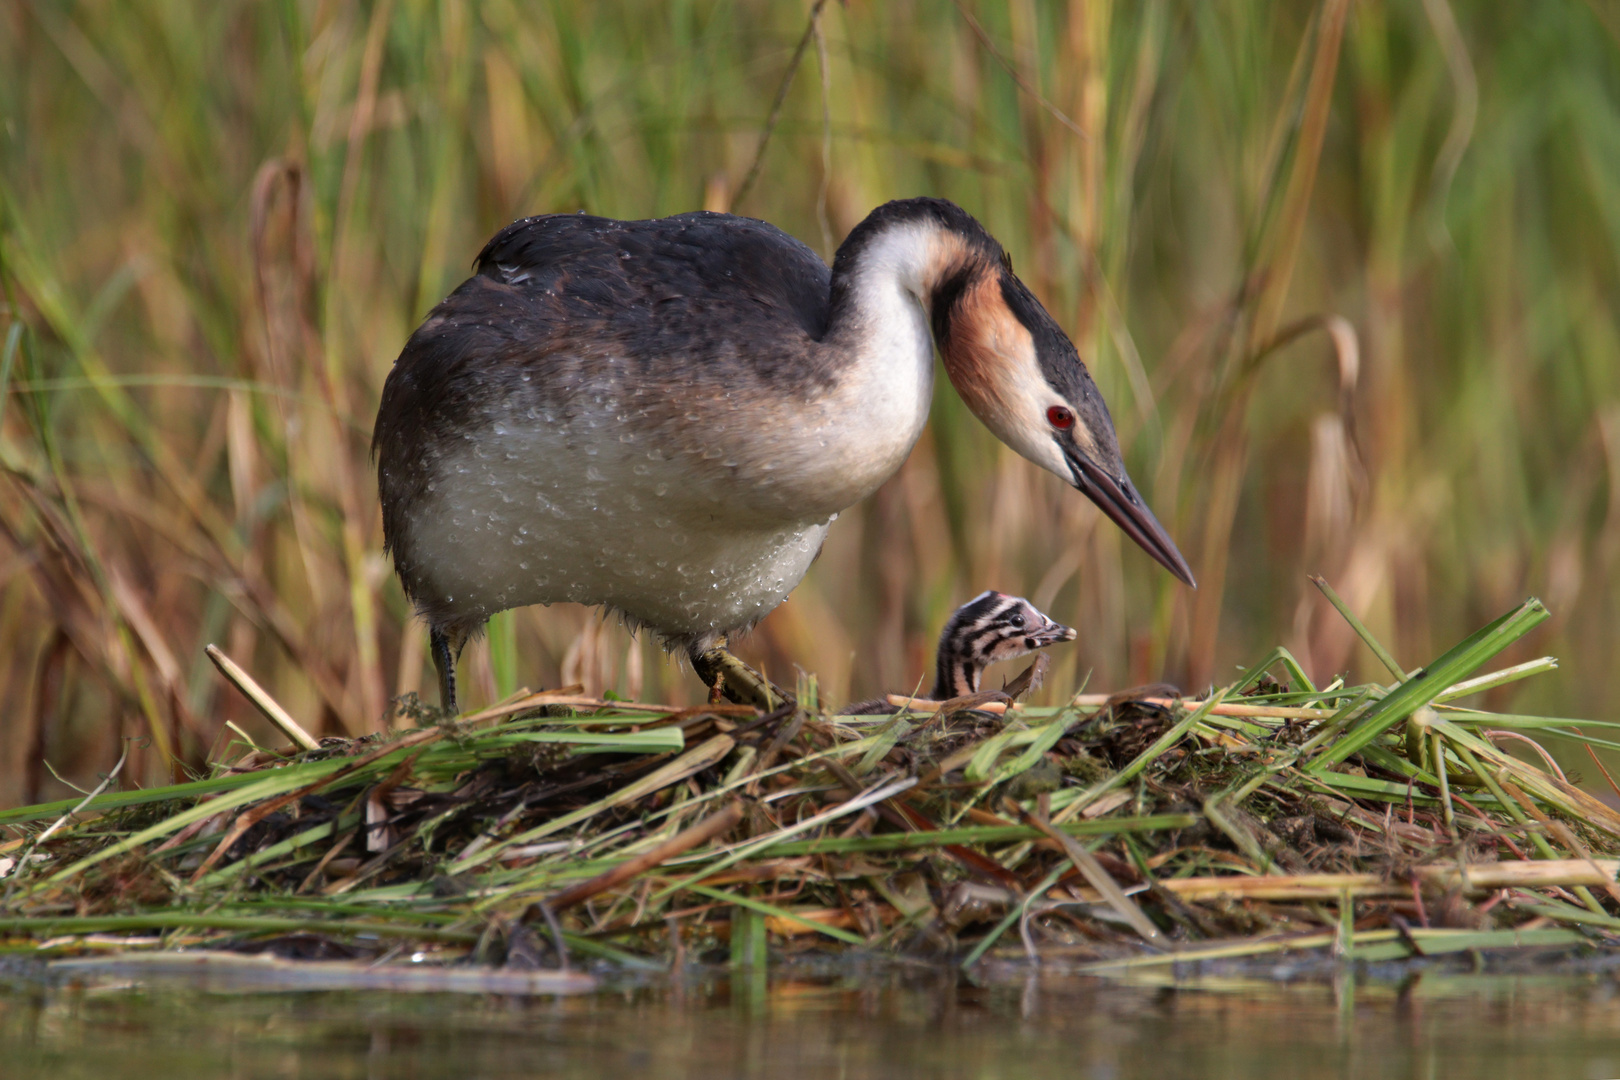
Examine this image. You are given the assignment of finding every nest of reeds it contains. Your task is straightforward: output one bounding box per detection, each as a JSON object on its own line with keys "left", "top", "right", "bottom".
{"left": 3, "top": 590, "right": 1619, "bottom": 992}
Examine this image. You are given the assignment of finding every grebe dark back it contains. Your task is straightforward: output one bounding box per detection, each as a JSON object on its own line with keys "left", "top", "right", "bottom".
{"left": 374, "top": 198, "right": 1194, "bottom": 712}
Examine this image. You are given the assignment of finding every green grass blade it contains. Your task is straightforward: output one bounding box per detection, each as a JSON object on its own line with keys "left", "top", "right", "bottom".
{"left": 17, "top": 760, "right": 355, "bottom": 893}
{"left": 1310, "top": 575, "right": 1408, "bottom": 681}
{"left": 190, "top": 814, "right": 359, "bottom": 889}
{"left": 1050, "top": 690, "right": 1228, "bottom": 817}
{"left": 764, "top": 813, "right": 1199, "bottom": 857}
{"left": 1308, "top": 599, "right": 1549, "bottom": 769}
{"left": 1231, "top": 646, "right": 1318, "bottom": 695}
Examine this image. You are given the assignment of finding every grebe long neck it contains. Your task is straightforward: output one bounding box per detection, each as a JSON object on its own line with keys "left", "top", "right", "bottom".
{"left": 818, "top": 199, "right": 1048, "bottom": 482}
{"left": 740, "top": 202, "right": 1002, "bottom": 525}
{"left": 823, "top": 199, "right": 999, "bottom": 359}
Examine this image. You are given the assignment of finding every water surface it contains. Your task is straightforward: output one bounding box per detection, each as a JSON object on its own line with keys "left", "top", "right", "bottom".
{"left": 5, "top": 962, "right": 1620, "bottom": 1078}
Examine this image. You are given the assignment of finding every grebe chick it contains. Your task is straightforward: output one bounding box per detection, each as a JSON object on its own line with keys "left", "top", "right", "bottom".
{"left": 374, "top": 198, "right": 1192, "bottom": 713}
{"left": 845, "top": 591, "right": 1076, "bottom": 714}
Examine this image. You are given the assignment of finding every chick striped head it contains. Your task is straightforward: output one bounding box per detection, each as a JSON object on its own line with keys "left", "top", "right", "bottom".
{"left": 931, "top": 591, "right": 1076, "bottom": 700}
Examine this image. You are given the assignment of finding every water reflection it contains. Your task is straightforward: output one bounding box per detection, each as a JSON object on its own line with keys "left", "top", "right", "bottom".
{"left": 4, "top": 965, "right": 1620, "bottom": 1079}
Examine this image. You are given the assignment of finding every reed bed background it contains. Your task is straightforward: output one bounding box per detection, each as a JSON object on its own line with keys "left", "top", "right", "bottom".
{"left": 1, "top": 0, "right": 1618, "bottom": 801}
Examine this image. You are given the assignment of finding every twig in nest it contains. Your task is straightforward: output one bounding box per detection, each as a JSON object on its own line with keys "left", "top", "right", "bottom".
{"left": 297, "top": 828, "right": 358, "bottom": 894}
{"left": 35, "top": 740, "right": 130, "bottom": 848}
{"left": 726, "top": 700, "right": 797, "bottom": 740}
{"left": 746, "top": 709, "right": 806, "bottom": 795}
{"left": 1016, "top": 801, "right": 1165, "bottom": 946}
{"left": 1000, "top": 654, "right": 1050, "bottom": 700}
{"left": 884, "top": 691, "right": 1008, "bottom": 715}
{"left": 2, "top": 740, "right": 131, "bottom": 892}
{"left": 542, "top": 800, "right": 745, "bottom": 913}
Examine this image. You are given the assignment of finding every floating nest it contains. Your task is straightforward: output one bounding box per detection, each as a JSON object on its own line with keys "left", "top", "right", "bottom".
{"left": 3, "top": 593, "right": 1619, "bottom": 993}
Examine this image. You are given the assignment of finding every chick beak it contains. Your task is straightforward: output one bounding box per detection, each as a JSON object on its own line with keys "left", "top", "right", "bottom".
{"left": 1068, "top": 454, "right": 1197, "bottom": 588}
{"left": 1033, "top": 619, "right": 1078, "bottom": 647}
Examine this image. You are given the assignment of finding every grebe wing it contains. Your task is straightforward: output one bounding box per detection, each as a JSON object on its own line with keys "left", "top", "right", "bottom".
{"left": 472, "top": 211, "right": 831, "bottom": 341}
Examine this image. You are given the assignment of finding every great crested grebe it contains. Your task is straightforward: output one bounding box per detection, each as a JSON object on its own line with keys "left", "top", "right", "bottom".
{"left": 374, "top": 198, "right": 1194, "bottom": 713}
{"left": 844, "top": 591, "right": 1077, "bottom": 714}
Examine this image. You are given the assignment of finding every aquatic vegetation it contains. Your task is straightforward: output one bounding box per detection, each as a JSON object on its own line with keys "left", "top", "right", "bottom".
{"left": 2, "top": 591, "right": 1616, "bottom": 976}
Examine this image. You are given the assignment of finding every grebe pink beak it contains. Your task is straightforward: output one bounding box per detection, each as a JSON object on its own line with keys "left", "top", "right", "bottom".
{"left": 1066, "top": 453, "right": 1196, "bottom": 588}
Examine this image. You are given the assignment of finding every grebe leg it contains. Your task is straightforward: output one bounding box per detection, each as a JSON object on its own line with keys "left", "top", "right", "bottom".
{"left": 431, "top": 627, "right": 460, "bottom": 716}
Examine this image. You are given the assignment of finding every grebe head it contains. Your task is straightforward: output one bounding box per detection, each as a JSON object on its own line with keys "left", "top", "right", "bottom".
{"left": 947, "top": 266, "right": 1195, "bottom": 587}
{"left": 835, "top": 198, "right": 1196, "bottom": 588}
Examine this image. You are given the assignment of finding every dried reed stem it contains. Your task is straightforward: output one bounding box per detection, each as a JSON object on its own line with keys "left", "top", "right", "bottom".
{"left": 205, "top": 645, "right": 320, "bottom": 751}
{"left": 1160, "top": 860, "right": 1619, "bottom": 902}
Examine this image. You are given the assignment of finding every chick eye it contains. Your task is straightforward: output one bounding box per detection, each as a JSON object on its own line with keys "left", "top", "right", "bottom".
{"left": 1010, "top": 613, "right": 1026, "bottom": 628}
{"left": 1047, "top": 406, "right": 1075, "bottom": 430}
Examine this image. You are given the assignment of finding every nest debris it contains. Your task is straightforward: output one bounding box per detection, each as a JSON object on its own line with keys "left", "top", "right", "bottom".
{"left": 2, "top": 594, "right": 1618, "bottom": 990}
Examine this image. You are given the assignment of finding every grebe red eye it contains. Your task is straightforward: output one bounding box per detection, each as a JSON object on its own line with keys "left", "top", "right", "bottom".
{"left": 1047, "top": 406, "right": 1075, "bottom": 430}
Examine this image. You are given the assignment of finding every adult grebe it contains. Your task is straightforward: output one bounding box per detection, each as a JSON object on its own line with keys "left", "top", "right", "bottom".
{"left": 374, "top": 198, "right": 1194, "bottom": 712}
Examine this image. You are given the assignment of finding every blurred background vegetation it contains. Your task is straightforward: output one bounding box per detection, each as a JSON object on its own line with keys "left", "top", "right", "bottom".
{"left": 2, "top": 0, "right": 1618, "bottom": 802}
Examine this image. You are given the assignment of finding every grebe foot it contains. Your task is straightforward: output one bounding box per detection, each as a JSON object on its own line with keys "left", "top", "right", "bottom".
{"left": 690, "top": 643, "right": 790, "bottom": 710}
